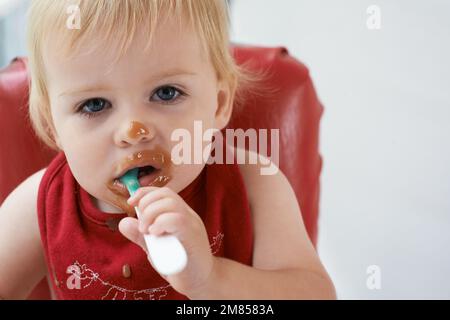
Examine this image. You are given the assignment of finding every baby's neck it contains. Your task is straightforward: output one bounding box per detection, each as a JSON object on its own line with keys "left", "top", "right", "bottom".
{"left": 89, "top": 194, "right": 124, "bottom": 214}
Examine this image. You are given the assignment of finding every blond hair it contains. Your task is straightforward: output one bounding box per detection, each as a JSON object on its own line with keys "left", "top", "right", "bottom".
{"left": 27, "top": 0, "right": 260, "bottom": 151}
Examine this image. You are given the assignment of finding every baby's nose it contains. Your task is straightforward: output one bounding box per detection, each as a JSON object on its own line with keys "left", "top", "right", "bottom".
{"left": 128, "top": 121, "right": 151, "bottom": 140}
{"left": 115, "top": 120, "right": 155, "bottom": 146}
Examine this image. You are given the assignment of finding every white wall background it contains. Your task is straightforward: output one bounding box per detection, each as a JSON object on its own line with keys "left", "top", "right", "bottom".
{"left": 231, "top": 0, "right": 450, "bottom": 299}
{"left": 0, "top": 0, "right": 29, "bottom": 68}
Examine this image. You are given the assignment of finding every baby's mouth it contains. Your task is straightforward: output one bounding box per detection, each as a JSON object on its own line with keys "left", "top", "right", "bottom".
{"left": 107, "top": 149, "right": 172, "bottom": 200}
{"left": 108, "top": 165, "right": 171, "bottom": 198}
{"left": 114, "top": 165, "right": 157, "bottom": 188}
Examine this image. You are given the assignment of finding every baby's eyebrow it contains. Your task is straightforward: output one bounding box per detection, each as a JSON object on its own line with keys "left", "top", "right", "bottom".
{"left": 148, "top": 69, "right": 198, "bottom": 82}
{"left": 59, "top": 85, "right": 110, "bottom": 97}
{"left": 58, "top": 68, "right": 197, "bottom": 98}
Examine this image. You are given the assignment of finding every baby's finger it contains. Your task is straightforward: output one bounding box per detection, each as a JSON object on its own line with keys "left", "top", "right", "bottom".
{"left": 139, "top": 197, "right": 178, "bottom": 233}
{"left": 127, "top": 186, "right": 159, "bottom": 206}
{"left": 135, "top": 187, "right": 174, "bottom": 213}
{"left": 148, "top": 212, "right": 188, "bottom": 237}
{"left": 118, "top": 217, "right": 148, "bottom": 253}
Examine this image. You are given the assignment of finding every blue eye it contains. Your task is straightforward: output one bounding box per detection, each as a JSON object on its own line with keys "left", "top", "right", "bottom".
{"left": 75, "top": 86, "right": 185, "bottom": 119}
{"left": 77, "top": 98, "right": 110, "bottom": 118}
{"left": 152, "top": 86, "right": 185, "bottom": 104}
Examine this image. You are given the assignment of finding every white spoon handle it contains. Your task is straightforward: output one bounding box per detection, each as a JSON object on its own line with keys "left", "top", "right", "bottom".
{"left": 134, "top": 207, "right": 188, "bottom": 276}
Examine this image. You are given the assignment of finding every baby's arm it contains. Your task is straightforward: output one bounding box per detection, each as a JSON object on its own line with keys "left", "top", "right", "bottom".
{"left": 190, "top": 148, "right": 336, "bottom": 299}
{"left": 0, "top": 169, "right": 47, "bottom": 299}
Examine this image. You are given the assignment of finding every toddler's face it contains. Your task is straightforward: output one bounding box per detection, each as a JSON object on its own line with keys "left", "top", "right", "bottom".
{"left": 43, "top": 17, "right": 232, "bottom": 215}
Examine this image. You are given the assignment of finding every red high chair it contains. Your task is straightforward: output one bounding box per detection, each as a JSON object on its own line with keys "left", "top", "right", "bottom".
{"left": 0, "top": 46, "right": 324, "bottom": 299}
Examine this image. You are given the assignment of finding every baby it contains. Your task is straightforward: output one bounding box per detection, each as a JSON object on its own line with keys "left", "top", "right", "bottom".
{"left": 0, "top": 0, "right": 335, "bottom": 300}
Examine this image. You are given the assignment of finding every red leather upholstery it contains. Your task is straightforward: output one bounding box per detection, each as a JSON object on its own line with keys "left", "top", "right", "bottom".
{"left": 229, "top": 46, "right": 323, "bottom": 247}
{"left": 0, "top": 46, "right": 323, "bottom": 299}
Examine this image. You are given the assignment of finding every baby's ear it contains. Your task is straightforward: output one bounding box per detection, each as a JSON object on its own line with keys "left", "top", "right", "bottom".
{"left": 214, "top": 80, "right": 236, "bottom": 130}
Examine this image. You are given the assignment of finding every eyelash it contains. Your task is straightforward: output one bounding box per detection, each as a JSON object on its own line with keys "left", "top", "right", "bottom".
{"left": 75, "top": 86, "right": 187, "bottom": 119}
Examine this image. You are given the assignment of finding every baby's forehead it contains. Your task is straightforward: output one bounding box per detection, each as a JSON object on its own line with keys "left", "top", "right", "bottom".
{"left": 43, "top": 19, "right": 212, "bottom": 89}
{"left": 49, "top": 14, "right": 206, "bottom": 63}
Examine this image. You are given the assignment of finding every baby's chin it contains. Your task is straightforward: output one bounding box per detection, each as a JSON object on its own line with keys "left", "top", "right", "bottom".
{"left": 100, "top": 178, "right": 179, "bottom": 217}
{"left": 90, "top": 193, "right": 131, "bottom": 215}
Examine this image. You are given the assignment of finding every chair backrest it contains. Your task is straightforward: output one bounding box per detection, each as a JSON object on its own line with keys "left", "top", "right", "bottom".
{"left": 0, "top": 57, "right": 58, "bottom": 201}
{"left": 228, "top": 46, "right": 323, "bottom": 247}
{"left": 0, "top": 46, "right": 323, "bottom": 298}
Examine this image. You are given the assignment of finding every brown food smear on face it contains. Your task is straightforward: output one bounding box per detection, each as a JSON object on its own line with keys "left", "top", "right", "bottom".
{"left": 127, "top": 121, "right": 150, "bottom": 140}
{"left": 104, "top": 121, "right": 173, "bottom": 217}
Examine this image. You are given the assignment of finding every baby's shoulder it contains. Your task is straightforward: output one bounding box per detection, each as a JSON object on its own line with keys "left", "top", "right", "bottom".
{"left": 1, "top": 168, "right": 46, "bottom": 221}
{"left": 236, "top": 148, "right": 292, "bottom": 204}
{"left": 0, "top": 168, "right": 48, "bottom": 298}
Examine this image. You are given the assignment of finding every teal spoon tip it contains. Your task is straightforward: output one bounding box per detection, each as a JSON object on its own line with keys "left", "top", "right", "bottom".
{"left": 118, "top": 168, "right": 140, "bottom": 196}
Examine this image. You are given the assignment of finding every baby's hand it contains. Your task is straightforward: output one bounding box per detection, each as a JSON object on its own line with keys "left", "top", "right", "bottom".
{"left": 118, "top": 186, "right": 215, "bottom": 297}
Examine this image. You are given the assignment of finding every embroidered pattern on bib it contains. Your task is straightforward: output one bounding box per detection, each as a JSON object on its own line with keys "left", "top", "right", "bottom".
{"left": 62, "top": 231, "right": 224, "bottom": 300}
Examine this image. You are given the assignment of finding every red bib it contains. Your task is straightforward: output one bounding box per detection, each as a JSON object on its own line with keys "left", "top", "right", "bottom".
{"left": 37, "top": 152, "right": 253, "bottom": 300}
